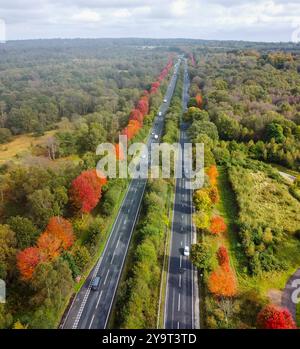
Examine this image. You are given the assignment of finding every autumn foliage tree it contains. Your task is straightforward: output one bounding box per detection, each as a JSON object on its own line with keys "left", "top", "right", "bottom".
{"left": 121, "top": 59, "right": 173, "bottom": 140}
{"left": 195, "top": 94, "right": 203, "bottom": 109}
{"left": 115, "top": 143, "right": 124, "bottom": 161}
{"left": 208, "top": 266, "right": 237, "bottom": 297}
{"left": 136, "top": 97, "right": 149, "bottom": 117}
{"left": 122, "top": 119, "right": 141, "bottom": 141}
{"left": 257, "top": 305, "right": 296, "bottom": 329}
{"left": 37, "top": 231, "right": 62, "bottom": 261}
{"left": 129, "top": 109, "right": 143, "bottom": 126}
{"left": 17, "top": 247, "right": 41, "bottom": 280}
{"left": 210, "top": 215, "right": 227, "bottom": 235}
{"left": 17, "top": 216, "right": 75, "bottom": 280}
{"left": 46, "top": 217, "right": 74, "bottom": 250}
{"left": 207, "top": 165, "right": 219, "bottom": 186}
{"left": 70, "top": 169, "right": 107, "bottom": 213}
{"left": 189, "top": 53, "right": 196, "bottom": 66}
{"left": 207, "top": 186, "right": 220, "bottom": 204}
{"left": 217, "top": 246, "right": 230, "bottom": 268}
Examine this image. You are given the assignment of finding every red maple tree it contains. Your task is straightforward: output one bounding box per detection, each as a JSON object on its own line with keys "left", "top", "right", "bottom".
{"left": 129, "top": 109, "right": 143, "bottom": 126}
{"left": 136, "top": 98, "right": 149, "bottom": 117}
{"left": 70, "top": 169, "right": 107, "bottom": 213}
{"left": 257, "top": 305, "right": 296, "bottom": 329}
{"left": 17, "top": 247, "right": 41, "bottom": 280}
{"left": 217, "top": 246, "right": 230, "bottom": 268}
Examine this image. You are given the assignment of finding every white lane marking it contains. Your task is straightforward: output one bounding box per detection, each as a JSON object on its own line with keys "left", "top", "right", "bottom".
{"left": 178, "top": 293, "right": 181, "bottom": 312}
{"left": 110, "top": 254, "right": 115, "bottom": 265}
{"left": 89, "top": 314, "right": 95, "bottom": 330}
{"left": 180, "top": 255, "right": 182, "bottom": 268}
{"left": 181, "top": 241, "right": 183, "bottom": 246}
{"left": 115, "top": 235, "right": 121, "bottom": 249}
{"left": 179, "top": 274, "right": 182, "bottom": 288}
{"left": 104, "top": 270, "right": 110, "bottom": 285}
{"left": 177, "top": 321, "right": 180, "bottom": 329}
{"left": 171, "top": 288, "right": 175, "bottom": 324}
{"left": 96, "top": 290, "right": 103, "bottom": 309}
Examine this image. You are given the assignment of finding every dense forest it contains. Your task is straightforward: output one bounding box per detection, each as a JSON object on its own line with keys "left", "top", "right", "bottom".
{"left": 0, "top": 39, "right": 175, "bottom": 328}
{"left": 188, "top": 46, "right": 300, "bottom": 329}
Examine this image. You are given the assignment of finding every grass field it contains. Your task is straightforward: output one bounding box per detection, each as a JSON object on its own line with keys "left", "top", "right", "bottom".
{"left": 0, "top": 131, "right": 56, "bottom": 164}
{"left": 202, "top": 165, "right": 300, "bottom": 328}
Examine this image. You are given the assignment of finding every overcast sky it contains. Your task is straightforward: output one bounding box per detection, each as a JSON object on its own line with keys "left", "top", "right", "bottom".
{"left": 1, "top": 0, "right": 300, "bottom": 42}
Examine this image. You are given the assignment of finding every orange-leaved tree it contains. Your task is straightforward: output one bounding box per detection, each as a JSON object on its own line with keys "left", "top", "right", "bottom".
{"left": 210, "top": 216, "right": 227, "bottom": 235}
{"left": 17, "top": 247, "right": 41, "bottom": 280}
{"left": 195, "top": 94, "right": 203, "bottom": 109}
{"left": 115, "top": 143, "right": 124, "bottom": 161}
{"left": 37, "top": 231, "right": 62, "bottom": 261}
{"left": 46, "top": 216, "right": 74, "bottom": 250}
{"left": 17, "top": 216, "right": 75, "bottom": 280}
{"left": 208, "top": 266, "right": 237, "bottom": 297}
{"left": 207, "top": 165, "right": 218, "bottom": 186}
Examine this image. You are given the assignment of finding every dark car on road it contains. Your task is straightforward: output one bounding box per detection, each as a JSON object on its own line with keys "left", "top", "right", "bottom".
{"left": 91, "top": 276, "right": 101, "bottom": 291}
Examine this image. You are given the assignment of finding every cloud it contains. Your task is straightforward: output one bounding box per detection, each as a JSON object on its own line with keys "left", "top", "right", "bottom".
{"left": 1, "top": 0, "right": 300, "bottom": 41}
{"left": 71, "top": 9, "right": 101, "bottom": 23}
{"left": 171, "top": 0, "right": 188, "bottom": 17}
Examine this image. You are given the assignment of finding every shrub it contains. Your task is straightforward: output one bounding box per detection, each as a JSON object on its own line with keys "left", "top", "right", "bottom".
{"left": 210, "top": 216, "right": 227, "bottom": 235}
{"left": 193, "top": 189, "right": 212, "bottom": 212}
{"left": 190, "top": 243, "right": 212, "bottom": 270}
{"left": 207, "top": 165, "right": 219, "bottom": 186}
{"left": 193, "top": 211, "right": 210, "bottom": 231}
{"left": 257, "top": 305, "right": 296, "bottom": 329}
{"left": 208, "top": 186, "right": 220, "bottom": 204}
{"left": 217, "top": 246, "right": 230, "bottom": 267}
{"left": 208, "top": 266, "right": 237, "bottom": 297}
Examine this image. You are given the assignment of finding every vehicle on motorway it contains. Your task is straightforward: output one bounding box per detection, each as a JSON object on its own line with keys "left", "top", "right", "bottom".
{"left": 91, "top": 276, "right": 101, "bottom": 291}
{"left": 163, "top": 99, "right": 167, "bottom": 103}
{"left": 183, "top": 246, "right": 190, "bottom": 257}
{"left": 158, "top": 111, "right": 162, "bottom": 116}
{"left": 154, "top": 134, "right": 158, "bottom": 140}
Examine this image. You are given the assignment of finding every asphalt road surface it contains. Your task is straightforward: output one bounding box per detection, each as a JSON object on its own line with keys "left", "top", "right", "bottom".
{"left": 164, "top": 58, "right": 195, "bottom": 329}
{"left": 62, "top": 58, "right": 182, "bottom": 329}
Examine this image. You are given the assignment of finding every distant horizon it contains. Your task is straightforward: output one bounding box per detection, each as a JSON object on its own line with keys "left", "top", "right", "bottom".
{"left": 3, "top": 36, "right": 300, "bottom": 45}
